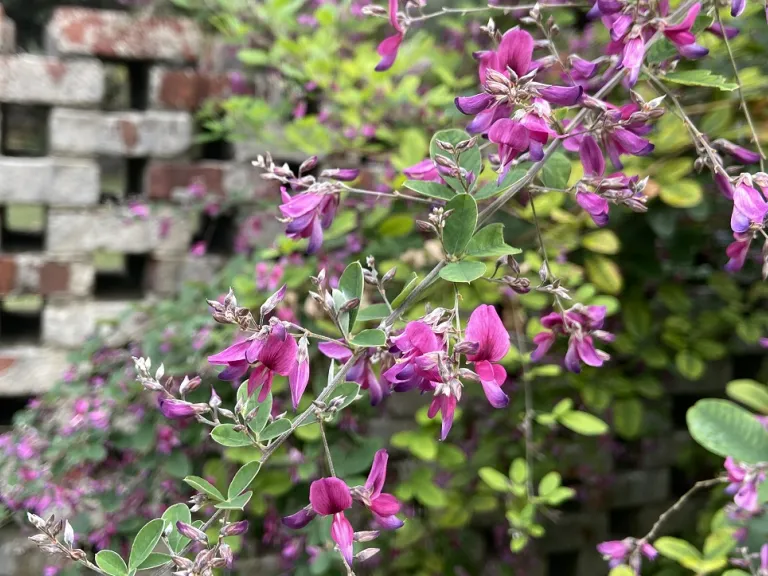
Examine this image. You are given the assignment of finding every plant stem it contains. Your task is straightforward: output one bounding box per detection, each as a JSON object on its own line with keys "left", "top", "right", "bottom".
{"left": 714, "top": 8, "right": 766, "bottom": 172}
{"left": 342, "top": 184, "right": 432, "bottom": 204}
{"left": 404, "top": 2, "right": 593, "bottom": 24}
{"left": 318, "top": 419, "right": 336, "bottom": 477}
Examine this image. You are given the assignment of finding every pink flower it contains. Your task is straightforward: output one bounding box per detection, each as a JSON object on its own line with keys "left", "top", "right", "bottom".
{"left": 288, "top": 337, "right": 310, "bottom": 410}
{"left": 319, "top": 341, "right": 387, "bottom": 405}
{"left": 724, "top": 457, "right": 765, "bottom": 513}
{"left": 310, "top": 478, "right": 354, "bottom": 564}
{"left": 597, "top": 539, "right": 657, "bottom": 571}
{"left": 158, "top": 398, "right": 209, "bottom": 419}
{"left": 190, "top": 241, "right": 207, "bottom": 257}
{"left": 463, "top": 305, "right": 510, "bottom": 409}
{"left": 354, "top": 450, "right": 404, "bottom": 529}
{"left": 428, "top": 391, "right": 458, "bottom": 441}
{"left": 663, "top": 4, "right": 708, "bottom": 58}
{"left": 725, "top": 232, "right": 752, "bottom": 272}
{"left": 488, "top": 119, "right": 530, "bottom": 182}
{"left": 531, "top": 306, "right": 612, "bottom": 373}
{"left": 403, "top": 158, "right": 443, "bottom": 183}
{"left": 279, "top": 188, "right": 339, "bottom": 254}
{"left": 383, "top": 322, "right": 445, "bottom": 392}
{"left": 375, "top": 0, "right": 405, "bottom": 72}
{"left": 731, "top": 180, "right": 768, "bottom": 234}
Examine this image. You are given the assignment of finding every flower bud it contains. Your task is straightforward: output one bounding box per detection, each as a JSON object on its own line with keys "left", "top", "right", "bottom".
{"left": 299, "top": 156, "right": 318, "bottom": 175}
{"left": 27, "top": 513, "right": 46, "bottom": 530}
{"left": 63, "top": 521, "right": 74, "bottom": 548}
{"left": 361, "top": 4, "right": 388, "bottom": 15}
{"left": 261, "top": 284, "right": 287, "bottom": 318}
{"left": 354, "top": 531, "right": 380, "bottom": 542}
{"left": 381, "top": 266, "right": 397, "bottom": 284}
{"left": 219, "top": 543, "right": 234, "bottom": 568}
{"left": 339, "top": 298, "right": 360, "bottom": 314}
{"left": 416, "top": 220, "right": 437, "bottom": 233}
{"left": 435, "top": 139, "right": 455, "bottom": 152}
{"left": 176, "top": 521, "right": 208, "bottom": 544}
{"left": 221, "top": 520, "right": 249, "bottom": 537}
{"left": 69, "top": 549, "right": 87, "bottom": 561}
{"left": 282, "top": 507, "right": 317, "bottom": 529}
{"left": 455, "top": 136, "right": 478, "bottom": 152}
{"left": 179, "top": 375, "right": 202, "bottom": 396}
{"left": 355, "top": 548, "right": 380, "bottom": 562}
{"left": 454, "top": 340, "right": 480, "bottom": 356}
{"left": 434, "top": 155, "right": 457, "bottom": 169}
{"left": 159, "top": 399, "right": 210, "bottom": 420}
{"left": 209, "top": 388, "right": 222, "bottom": 409}
{"left": 321, "top": 168, "right": 360, "bottom": 181}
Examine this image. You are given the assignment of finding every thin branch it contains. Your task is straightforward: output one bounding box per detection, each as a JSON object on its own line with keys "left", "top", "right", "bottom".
{"left": 404, "top": 2, "right": 593, "bottom": 24}
{"left": 714, "top": 8, "right": 766, "bottom": 172}
{"left": 318, "top": 419, "right": 336, "bottom": 477}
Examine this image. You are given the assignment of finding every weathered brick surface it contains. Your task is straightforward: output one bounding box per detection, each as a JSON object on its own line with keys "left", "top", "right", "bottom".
{"left": 0, "top": 7, "right": 16, "bottom": 54}
{"left": 49, "top": 109, "right": 193, "bottom": 157}
{"left": 0, "top": 158, "right": 99, "bottom": 205}
{"left": 0, "top": 54, "right": 104, "bottom": 105}
{"left": 145, "top": 161, "right": 225, "bottom": 199}
{"left": 149, "top": 67, "right": 232, "bottom": 110}
{"left": 42, "top": 300, "right": 134, "bottom": 348}
{"left": 47, "top": 8, "right": 201, "bottom": 62}
{"left": 0, "top": 256, "right": 16, "bottom": 295}
{"left": 0, "top": 346, "right": 69, "bottom": 395}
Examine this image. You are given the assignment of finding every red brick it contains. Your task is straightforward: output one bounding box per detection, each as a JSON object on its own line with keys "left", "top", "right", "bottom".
{"left": 0, "top": 256, "right": 16, "bottom": 295}
{"left": 150, "top": 68, "right": 235, "bottom": 111}
{"left": 47, "top": 8, "right": 201, "bottom": 62}
{"left": 145, "top": 162, "right": 224, "bottom": 200}
{"left": 40, "top": 262, "right": 70, "bottom": 295}
{"left": 0, "top": 357, "right": 15, "bottom": 374}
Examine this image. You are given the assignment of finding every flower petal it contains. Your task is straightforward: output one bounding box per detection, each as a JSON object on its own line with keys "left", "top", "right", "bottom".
{"left": 498, "top": 28, "right": 534, "bottom": 77}
{"left": 309, "top": 477, "right": 352, "bottom": 515}
{"left": 330, "top": 513, "right": 354, "bottom": 566}
{"left": 465, "top": 305, "right": 511, "bottom": 362}
{"left": 370, "top": 493, "right": 401, "bottom": 516}
{"left": 365, "top": 449, "right": 389, "bottom": 499}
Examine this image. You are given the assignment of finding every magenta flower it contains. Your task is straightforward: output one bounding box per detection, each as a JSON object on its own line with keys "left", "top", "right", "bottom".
{"left": 208, "top": 328, "right": 298, "bottom": 401}
{"left": 714, "top": 139, "right": 761, "bottom": 164}
{"left": 319, "top": 341, "right": 387, "bottom": 405}
{"left": 531, "top": 306, "right": 612, "bottom": 373}
{"left": 725, "top": 232, "right": 752, "bottom": 272}
{"left": 463, "top": 305, "right": 510, "bottom": 409}
{"left": 310, "top": 478, "right": 355, "bottom": 565}
{"left": 403, "top": 158, "right": 443, "bottom": 183}
{"left": 383, "top": 322, "right": 445, "bottom": 393}
{"left": 706, "top": 23, "right": 740, "bottom": 39}
{"left": 158, "top": 398, "right": 209, "bottom": 420}
{"left": 724, "top": 457, "right": 765, "bottom": 513}
{"left": 597, "top": 539, "right": 657, "bottom": 570}
{"left": 321, "top": 168, "right": 360, "bottom": 182}
{"left": 279, "top": 188, "right": 339, "bottom": 254}
{"left": 662, "top": 4, "right": 709, "bottom": 59}
{"left": 489, "top": 119, "right": 530, "bottom": 182}
{"left": 289, "top": 337, "right": 310, "bottom": 410}
{"left": 353, "top": 450, "right": 404, "bottom": 529}
{"left": 427, "top": 391, "right": 458, "bottom": 441}
{"left": 731, "top": 180, "right": 768, "bottom": 234}
{"left": 375, "top": 0, "right": 405, "bottom": 72}
{"left": 577, "top": 191, "right": 610, "bottom": 226}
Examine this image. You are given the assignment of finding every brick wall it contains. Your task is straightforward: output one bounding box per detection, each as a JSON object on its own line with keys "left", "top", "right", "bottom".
{"left": 0, "top": 6, "right": 279, "bottom": 402}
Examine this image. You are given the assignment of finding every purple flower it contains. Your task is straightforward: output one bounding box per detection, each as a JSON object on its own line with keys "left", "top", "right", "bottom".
{"left": 725, "top": 233, "right": 752, "bottom": 272}
{"left": 731, "top": 180, "right": 768, "bottom": 234}
{"left": 158, "top": 399, "right": 209, "bottom": 420}
{"left": 383, "top": 322, "right": 445, "bottom": 393}
{"left": 714, "top": 139, "right": 762, "bottom": 164}
{"left": 706, "top": 23, "right": 740, "bottom": 39}
{"left": 531, "top": 306, "right": 612, "bottom": 372}
{"left": 577, "top": 191, "right": 610, "bottom": 226}
{"left": 310, "top": 478, "right": 354, "bottom": 564}
{"left": 321, "top": 168, "right": 360, "bottom": 182}
{"left": 289, "top": 337, "right": 310, "bottom": 410}
{"left": 427, "top": 392, "right": 458, "bottom": 441}
{"left": 463, "top": 305, "right": 510, "bottom": 409}
{"left": 354, "top": 450, "right": 404, "bottom": 529}
{"left": 597, "top": 539, "right": 657, "bottom": 571}
{"left": 375, "top": 0, "right": 405, "bottom": 72}
{"left": 724, "top": 457, "right": 765, "bottom": 513}
{"left": 319, "top": 341, "right": 387, "bottom": 405}
{"left": 663, "top": 4, "right": 708, "bottom": 58}
{"left": 569, "top": 55, "right": 601, "bottom": 79}
{"left": 403, "top": 158, "right": 443, "bottom": 183}
{"left": 732, "top": 0, "right": 746, "bottom": 17}
{"left": 279, "top": 189, "right": 339, "bottom": 254}
{"left": 488, "top": 119, "right": 530, "bottom": 182}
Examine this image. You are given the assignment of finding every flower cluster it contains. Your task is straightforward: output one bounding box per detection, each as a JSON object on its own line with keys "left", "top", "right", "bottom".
{"left": 597, "top": 538, "right": 658, "bottom": 572}
{"left": 724, "top": 172, "right": 768, "bottom": 275}
{"left": 724, "top": 457, "right": 767, "bottom": 514}
{"left": 283, "top": 450, "right": 403, "bottom": 565}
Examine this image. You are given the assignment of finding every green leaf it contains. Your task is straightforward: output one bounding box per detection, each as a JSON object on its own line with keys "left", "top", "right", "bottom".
{"left": 654, "top": 536, "right": 703, "bottom": 569}
{"left": 211, "top": 424, "right": 252, "bottom": 447}
{"left": 129, "top": 519, "right": 164, "bottom": 571}
{"left": 248, "top": 393, "right": 272, "bottom": 436}
{"left": 559, "top": 411, "right": 609, "bottom": 435}
{"left": 228, "top": 461, "right": 262, "bottom": 500}
{"left": 582, "top": 230, "right": 620, "bottom": 254}
{"left": 540, "top": 152, "right": 571, "bottom": 189}
{"left": 585, "top": 255, "right": 623, "bottom": 295}
{"left": 439, "top": 261, "right": 486, "bottom": 283}
{"left": 675, "top": 350, "right": 705, "bottom": 381}
{"left": 403, "top": 180, "right": 455, "bottom": 201}
{"left": 260, "top": 419, "right": 292, "bottom": 441}
{"left": 161, "top": 504, "right": 192, "bottom": 553}
{"left": 687, "top": 399, "right": 768, "bottom": 463}
{"left": 237, "top": 49, "right": 270, "bottom": 66}
{"left": 391, "top": 272, "right": 419, "bottom": 308}
{"left": 183, "top": 476, "right": 224, "bottom": 501}
{"left": 137, "top": 553, "right": 171, "bottom": 571}
{"left": 726, "top": 379, "right": 768, "bottom": 414}
{"left": 703, "top": 529, "right": 736, "bottom": 559}
{"left": 660, "top": 179, "right": 703, "bottom": 208}
{"left": 663, "top": 70, "right": 738, "bottom": 91}
{"left": 609, "top": 566, "right": 637, "bottom": 576}
{"left": 378, "top": 214, "right": 414, "bottom": 237}
{"left": 613, "top": 398, "right": 644, "bottom": 439}
{"left": 96, "top": 550, "right": 128, "bottom": 576}
{"left": 214, "top": 491, "right": 253, "bottom": 510}
{"left": 350, "top": 329, "right": 387, "bottom": 347}
{"left": 442, "top": 194, "right": 478, "bottom": 256}
{"left": 357, "top": 303, "right": 390, "bottom": 322}
{"left": 465, "top": 224, "right": 521, "bottom": 258}
{"left": 538, "top": 472, "right": 561, "bottom": 496}
{"left": 546, "top": 486, "right": 576, "bottom": 505}
{"left": 414, "top": 482, "right": 448, "bottom": 508}
{"left": 430, "top": 129, "right": 482, "bottom": 193}
{"left": 474, "top": 166, "right": 529, "bottom": 200}
{"left": 339, "top": 261, "right": 364, "bottom": 332}
{"left": 509, "top": 458, "right": 528, "bottom": 485}
{"left": 479, "top": 467, "right": 511, "bottom": 492}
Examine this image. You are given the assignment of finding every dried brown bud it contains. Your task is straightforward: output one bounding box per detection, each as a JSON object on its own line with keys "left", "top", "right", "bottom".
{"left": 435, "top": 139, "right": 455, "bottom": 153}
{"left": 434, "top": 155, "right": 457, "bottom": 169}
{"left": 455, "top": 137, "right": 478, "bottom": 152}
{"left": 416, "top": 220, "right": 437, "bottom": 233}
{"left": 339, "top": 298, "right": 361, "bottom": 313}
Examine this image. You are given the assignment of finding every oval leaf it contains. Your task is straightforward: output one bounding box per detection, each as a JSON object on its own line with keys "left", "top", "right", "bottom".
{"left": 479, "top": 467, "right": 510, "bottom": 492}
{"left": 675, "top": 350, "right": 705, "bottom": 381}
{"left": 339, "top": 261, "right": 364, "bottom": 332}
{"left": 390, "top": 272, "right": 419, "bottom": 308}
{"left": 559, "top": 411, "right": 609, "bottom": 435}
{"left": 663, "top": 70, "right": 738, "bottom": 91}
{"left": 726, "top": 379, "right": 768, "bottom": 414}
{"left": 350, "top": 329, "right": 387, "bottom": 347}
{"left": 654, "top": 536, "right": 703, "bottom": 569}
{"left": 582, "top": 230, "right": 621, "bottom": 254}
{"left": 442, "top": 194, "right": 478, "bottom": 256}
{"left": 161, "top": 504, "right": 192, "bottom": 553}
{"left": 687, "top": 399, "right": 768, "bottom": 463}
{"left": 465, "top": 223, "right": 521, "bottom": 258}
{"left": 183, "top": 476, "right": 225, "bottom": 501}
{"left": 356, "top": 303, "right": 391, "bottom": 322}
{"left": 430, "top": 129, "right": 482, "bottom": 193}
{"left": 214, "top": 491, "right": 253, "bottom": 510}
{"left": 475, "top": 166, "right": 530, "bottom": 200}
{"left": 228, "top": 460, "right": 262, "bottom": 500}
{"left": 403, "top": 180, "right": 455, "bottom": 200}
{"left": 211, "top": 424, "right": 253, "bottom": 447}
{"left": 613, "top": 398, "right": 644, "bottom": 439}
{"left": 439, "top": 261, "right": 486, "bottom": 283}
{"left": 138, "top": 553, "right": 172, "bottom": 571}
{"left": 660, "top": 179, "right": 703, "bottom": 208}
{"left": 247, "top": 392, "right": 272, "bottom": 435}
{"left": 585, "top": 255, "right": 623, "bottom": 294}
{"left": 260, "top": 419, "right": 292, "bottom": 441}
{"left": 96, "top": 550, "right": 128, "bottom": 576}
{"left": 129, "top": 519, "right": 165, "bottom": 571}
{"left": 540, "top": 152, "right": 571, "bottom": 189}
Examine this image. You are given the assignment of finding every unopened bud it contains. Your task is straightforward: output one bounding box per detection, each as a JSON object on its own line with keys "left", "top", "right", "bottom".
{"left": 364, "top": 270, "right": 378, "bottom": 285}
{"left": 361, "top": 4, "right": 388, "bottom": 15}
{"left": 381, "top": 266, "right": 397, "bottom": 284}
{"left": 179, "top": 375, "right": 202, "bottom": 396}
{"left": 209, "top": 388, "right": 222, "bottom": 409}
{"left": 355, "top": 548, "right": 380, "bottom": 562}
{"left": 176, "top": 521, "right": 208, "bottom": 544}
{"left": 354, "top": 531, "right": 380, "bottom": 542}
{"left": 434, "top": 155, "right": 457, "bottom": 169}
{"left": 435, "top": 139, "right": 455, "bottom": 153}
{"left": 504, "top": 276, "right": 531, "bottom": 294}
{"left": 455, "top": 137, "right": 478, "bottom": 152}
{"left": 299, "top": 156, "right": 318, "bottom": 175}
{"left": 221, "top": 520, "right": 249, "bottom": 537}
{"left": 29, "top": 534, "right": 50, "bottom": 545}
{"left": 63, "top": 521, "right": 74, "bottom": 548}
{"left": 223, "top": 288, "right": 237, "bottom": 309}
{"left": 69, "top": 549, "right": 87, "bottom": 561}
{"left": 27, "top": 513, "right": 46, "bottom": 530}
{"left": 339, "top": 298, "right": 360, "bottom": 313}
{"left": 416, "top": 220, "right": 437, "bottom": 233}
{"left": 261, "top": 284, "right": 287, "bottom": 318}
{"left": 454, "top": 340, "right": 480, "bottom": 355}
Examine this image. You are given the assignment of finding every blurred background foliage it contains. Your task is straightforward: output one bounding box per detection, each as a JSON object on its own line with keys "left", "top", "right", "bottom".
{"left": 2, "top": 0, "right": 768, "bottom": 575}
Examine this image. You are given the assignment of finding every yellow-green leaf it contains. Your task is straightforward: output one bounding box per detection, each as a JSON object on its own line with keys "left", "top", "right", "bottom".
{"left": 585, "top": 255, "right": 623, "bottom": 294}
{"left": 582, "top": 230, "right": 621, "bottom": 254}
{"left": 660, "top": 179, "right": 703, "bottom": 208}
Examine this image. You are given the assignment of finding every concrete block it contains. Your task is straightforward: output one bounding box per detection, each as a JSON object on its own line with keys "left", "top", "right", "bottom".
{"left": 0, "top": 158, "right": 99, "bottom": 206}
{"left": 42, "top": 300, "right": 134, "bottom": 348}
{"left": 149, "top": 66, "right": 232, "bottom": 110}
{"left": 0, "top": 346, "right": 69, "bottom": 395}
